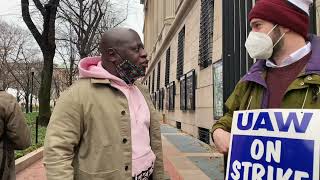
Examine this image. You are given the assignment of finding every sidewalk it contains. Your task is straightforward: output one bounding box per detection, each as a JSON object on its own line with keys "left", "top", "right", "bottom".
{"left": 161, "top": 124, "right": 224, "bottom": 180}
{"left": 16, "top": 159, "right": 46, "bottom": 180}
{"left": 16, "top": 124, "right": 224, "bottom": 180}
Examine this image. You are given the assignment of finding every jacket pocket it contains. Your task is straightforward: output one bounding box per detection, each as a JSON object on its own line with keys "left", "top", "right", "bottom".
{"left": 78, "top": 168, "right": 120, "bottom": 180}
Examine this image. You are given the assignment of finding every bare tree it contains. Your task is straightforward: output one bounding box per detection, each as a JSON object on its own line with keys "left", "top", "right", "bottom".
{"left": 0, "top": 23, "right": 41, "bottom": 113}
{"left": 21, "top": 0, "right": 60, "bottom": 125}
{"left": 0, "top": 20, "right": 42, "bottom": 112}
{"left": 0, "top": 21, "right": 24, "bottom": 90}
{"left": 58, "top": 0, "right": 129, "bottom": 59}
{"left": 54, "top": 0, "right": 128, "bottom": 86}
{"left": 7, "top": 55, "right": 42, "bottom": 113}
{"left": 51, "top": 65, "right": 69, "bottom": 100}
{"left": 56, "top": 27, "right": 79, "bottom": 86}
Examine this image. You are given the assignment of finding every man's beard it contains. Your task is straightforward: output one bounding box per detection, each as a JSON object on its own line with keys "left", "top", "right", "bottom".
{"left": 271, "top": 27, "right": 284, "bottom": 59}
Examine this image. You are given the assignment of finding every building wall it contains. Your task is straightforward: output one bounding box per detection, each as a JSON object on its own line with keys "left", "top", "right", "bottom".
{"left": 143, "top": 0, "right": 222, "bottom": 143}
{"left": 143, "top": 0, "right": 320, "bottom": 143}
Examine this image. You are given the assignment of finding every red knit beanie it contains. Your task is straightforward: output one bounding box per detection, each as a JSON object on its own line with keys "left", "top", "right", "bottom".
{"left": 249, "top": 0, "right": 309, "bottom": 39}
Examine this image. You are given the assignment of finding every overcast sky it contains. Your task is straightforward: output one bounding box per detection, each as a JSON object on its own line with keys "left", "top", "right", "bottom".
{"left": 0, "top": 0, "right": 144, "bottom": 38}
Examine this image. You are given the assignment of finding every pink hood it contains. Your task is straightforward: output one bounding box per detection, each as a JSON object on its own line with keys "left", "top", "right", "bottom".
{"left": 79, "top": 56, "right": 128, "bottom": 86}
{"left": 78, "top": 56, "right": 156, "bottom": 177}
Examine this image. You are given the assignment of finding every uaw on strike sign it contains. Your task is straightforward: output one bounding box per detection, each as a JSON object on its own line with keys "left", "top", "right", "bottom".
{"left": 226, "top": 109, "right": 320, "bottom": 180}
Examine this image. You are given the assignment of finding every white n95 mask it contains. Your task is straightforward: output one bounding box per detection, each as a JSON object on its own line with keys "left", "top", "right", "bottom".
{"left": 245, "top": 24, "right": 285, "bottom": 59}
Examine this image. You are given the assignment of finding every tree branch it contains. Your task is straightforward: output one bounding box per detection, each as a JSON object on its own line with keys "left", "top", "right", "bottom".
{"left": 21, "top": 0, "right": 42, "bottom": 46}
{"left": 32, "top": 0, "right": 45, "bottom": 16}
{"left": 56, "top": 38, "right": 78, "bottom": 45}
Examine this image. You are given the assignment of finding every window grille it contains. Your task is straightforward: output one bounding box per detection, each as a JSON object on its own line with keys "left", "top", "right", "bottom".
{"left": 152, "top": 70, "right": 155, "bottom": 93}
{"left": 176, "top": 26, "right": 185, "bottom": 79}
{"left": 199, "top": 0, "right": 214, "bottom": 69}
{"left": 168, "top": 81, "right": 175, "bottom": 111}
{"left": 148, "top": 76, "right": 151, "bottom": 92}
{"left": 165, "top": 48, "right": 171, "bottom": 86}
{"left": 157, "top": 62, "right": 161, "bottom": 90}
{"left": 198, "top": 127, "right": 210, "bottom": 144}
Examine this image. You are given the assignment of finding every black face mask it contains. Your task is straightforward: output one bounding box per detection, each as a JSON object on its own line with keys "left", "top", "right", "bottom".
{"left": 112, "top": 49, "right": 145, "bottom": 84}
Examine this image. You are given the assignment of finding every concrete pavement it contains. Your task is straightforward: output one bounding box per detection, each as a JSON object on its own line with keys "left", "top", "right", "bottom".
{"left": 161, "top": 124, "right": 224, "bottom": 180}
{"left": 16, "top": 160, "right": 46, "bottom": 180}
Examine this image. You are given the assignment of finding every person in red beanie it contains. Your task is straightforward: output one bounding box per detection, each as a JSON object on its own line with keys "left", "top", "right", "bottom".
{"left": 211, "top": 0, "right": 320, "bottom": 154}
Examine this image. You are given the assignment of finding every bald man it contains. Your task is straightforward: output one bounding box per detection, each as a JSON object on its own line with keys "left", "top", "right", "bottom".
{"left": 44, "top": 28, "right": 164, "bottom": 180}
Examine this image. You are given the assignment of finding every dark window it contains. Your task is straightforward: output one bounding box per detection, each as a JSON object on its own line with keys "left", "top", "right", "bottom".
{"left": 159, "top": 88, "right": 164, "bottom": 111}
{"left": 152, "top": 92, "right": 156, "bottom": 107}
{"left": 176, "top": 121, "right": 181, "bottom": 130}
{"left": 152, "top": 70, "right": 155, "bottom": 93}
{"left": 166, "top": 86, "right": 169, "bottom": 110}
{"left": 148, "top": 76, "right": 151, "bottom": 92}
{"left": 198, "top": 127, "right": 210, "bottom": 144}
{"left": 155, "top": 90, "right": 159, "bottom": 109}
{"left": 180, "top": 75, "right": 186, "bottom": 111}
{"left": 165, "top": 47, "right": 171, "bottom": 86}
{"left": 199, "top": 0, "right": 214, "bottom": 69}
{"left": 176, "top": 26, "right": 185, "bottom": 79}
{"left": 186, "top": 70, "right": 196, "bottom": 110}
{"left": 168, "top": 81, "right": 175, "bottom": 111}
{"left": 157, "top": 62, "right": 161, "bottom": 90}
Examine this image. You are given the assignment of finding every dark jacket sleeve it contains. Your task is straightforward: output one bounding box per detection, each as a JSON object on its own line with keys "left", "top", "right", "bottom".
{"left": 2, "top": 93, "right": 31, "bottom": 150}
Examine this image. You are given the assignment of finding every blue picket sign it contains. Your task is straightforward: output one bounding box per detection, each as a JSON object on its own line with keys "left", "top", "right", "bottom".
{"left": 226, "top": 109, "right": 320, "bottom": 180}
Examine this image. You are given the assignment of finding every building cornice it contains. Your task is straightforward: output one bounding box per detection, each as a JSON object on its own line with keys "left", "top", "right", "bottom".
{"left": 143, "top": 0, "right": 197, "bottom": 82}
{"left": 149, "top": 18, "right": 174, "bottom": 57}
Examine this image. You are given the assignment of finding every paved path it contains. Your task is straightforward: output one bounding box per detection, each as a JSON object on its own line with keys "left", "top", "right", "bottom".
{"left": 16, "top": 159, "right": 46, "bottom": 180}
{"left": 161, "top": 124, "right": 224, "bottom": 180}
{"left": 16, "top": 124, "right": 224, "bottom": 180}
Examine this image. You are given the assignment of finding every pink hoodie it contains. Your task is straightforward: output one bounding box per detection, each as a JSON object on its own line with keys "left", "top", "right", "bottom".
{"left": 78, "top": 56, "right": 156, "bottom": 177}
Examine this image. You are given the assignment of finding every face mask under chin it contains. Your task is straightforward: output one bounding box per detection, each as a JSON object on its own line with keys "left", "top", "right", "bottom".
{"left": 114, "top": 59, "right": 145, "bottom": 85}
{"left": 111, "top": 48, "right": 145, "bottom": 84}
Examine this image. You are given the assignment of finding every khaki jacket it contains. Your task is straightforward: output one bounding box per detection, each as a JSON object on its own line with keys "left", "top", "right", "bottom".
{"left": 0, "top": 91, "right": 31, "bottom": 180}
{"left": 44, "top": 78, "right": 164, "bottom": 180}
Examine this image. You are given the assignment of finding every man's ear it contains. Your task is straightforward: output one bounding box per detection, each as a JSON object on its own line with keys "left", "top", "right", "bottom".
{"left": 106, "top": 48, "right": 117, "bottom": 62}
{"left": 279, "top": 26, "right": 290, "bottom": 34}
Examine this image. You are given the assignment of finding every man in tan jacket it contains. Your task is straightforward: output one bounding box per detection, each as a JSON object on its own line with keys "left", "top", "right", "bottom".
{"left": 0, "top": 90, "right": 31, "bottom": 180}
{"left": 44, "top": 28, "right": 164, "bottom": 180}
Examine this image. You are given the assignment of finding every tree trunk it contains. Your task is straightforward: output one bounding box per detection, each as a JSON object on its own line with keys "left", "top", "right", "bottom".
{"left": 21, "top": 0, "right": 60, "bottom": 126}
{"left": 25, "top": 93, "right": 29, "bottom": 113}
{"left": 68, "top": 56, "right": 75, "bottom": 86}
{"left": 25, "top": 75, "right": 30, "bottom": 113}
{"left": 38, "top": 51, "right": 54, "bottom": 126}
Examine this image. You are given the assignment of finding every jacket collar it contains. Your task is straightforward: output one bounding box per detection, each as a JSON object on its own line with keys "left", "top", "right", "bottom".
{"left": 242, "top": 34, "right": 320, "bottom": 87}
{"left": 90, "top": 78, "right": 141, "bottom": 87}
{"left": 305, "top": 35, "right": 320, "bottom": 75}
{"left": 241, "top": 60, "right": 267, "bottom": 87}
{"left": 90, "top": 78, "right": 111, "bottom": 84}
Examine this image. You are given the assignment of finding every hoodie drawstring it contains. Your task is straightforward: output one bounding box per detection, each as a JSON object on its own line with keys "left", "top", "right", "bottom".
{"left": 246, "top": 96, "right": 253, "bottom": 110}
{"left": 301, "top": 87, "right": 309, "bottom": 109}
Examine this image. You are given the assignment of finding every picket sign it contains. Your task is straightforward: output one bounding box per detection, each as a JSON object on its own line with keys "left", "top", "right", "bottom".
{"left": 226, "top": 109, "right": 320, "bottom": 180}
